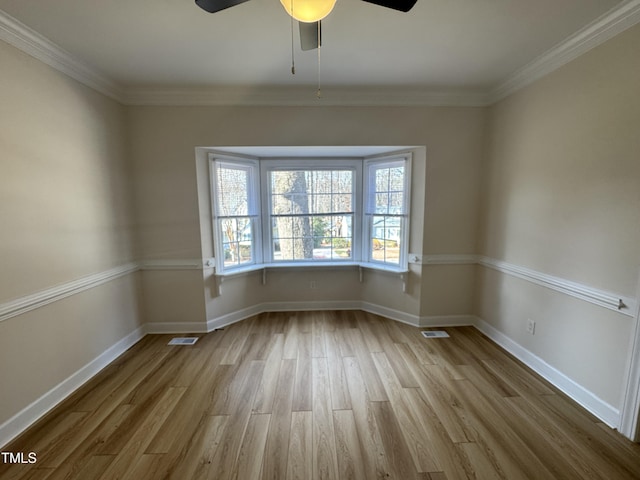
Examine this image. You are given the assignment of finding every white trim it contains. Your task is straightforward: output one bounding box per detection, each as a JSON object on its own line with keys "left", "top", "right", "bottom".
{"left": 360, "top": 302, "right": 420, "bottom": 327}
{"left": 0, "top": 263, "right": 140, "bottom": 323}
{"left": 140, "top": 259, "right": 204, "bottom": 270}
{"left": 0, "top": 9, "right": 124, "bottom": 102}
{"left": 478, "top": 256, "right": 636, "bottom": 317}
{"left": 145, "top": 322, "right": 209, "bottom": 334}
{"left": 619, "top": 267, "right": 640, "bottom": 440}
{"left": 207, "top": 304, "right": 268, "bottom": 332}
{"left": 489, "top": 0, "right": 640, "bottom": 103}
{"left": 123, "top": 86, "right": 490, "bottom": 107}
{"left": 1, "top": 2, "right": 639, "bottom": 107}
{"left": 203, "top": 301, "right": 412, "bottom": 332}
{"left": 474, "top": 316, "right": 620, "bottom": 428}
{"left": 208, "top": 301, "right": 363, "bottom": 332}
{"left": 0, "top": 325, "right": 145, "bottom": 449}
{"left": 419, "top": 314, "right": 476, "bottom": 328}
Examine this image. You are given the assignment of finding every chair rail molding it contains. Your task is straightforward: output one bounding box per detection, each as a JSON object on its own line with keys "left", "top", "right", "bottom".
{"left": 0, "top": 263, "right": 140, "bottom": 323}
{"left": 478, "top": 256, "right": 636, "bottom": 317}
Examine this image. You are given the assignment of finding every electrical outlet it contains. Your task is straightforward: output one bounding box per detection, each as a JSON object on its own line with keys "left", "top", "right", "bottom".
{"left": 310, "top": 281, "right": 316, "bottom": 289}
{"left": 526, "top": 318, "right": 536, "bottom": 335}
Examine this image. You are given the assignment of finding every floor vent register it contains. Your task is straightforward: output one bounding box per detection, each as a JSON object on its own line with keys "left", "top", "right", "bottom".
{"left": 168, "top": 337, "right": 199, "bottom": 346}
{"left": 421, "top": 330, "right": 450, "bottom": 339}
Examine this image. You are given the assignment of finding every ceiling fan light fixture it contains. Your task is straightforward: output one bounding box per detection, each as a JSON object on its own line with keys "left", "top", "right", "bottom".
{"left": 280, "top": 0, "right": 337, "bottom": 23}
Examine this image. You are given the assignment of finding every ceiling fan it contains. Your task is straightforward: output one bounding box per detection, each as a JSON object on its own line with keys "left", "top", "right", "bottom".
{"left": 195, "top": 0, "right": 418, "bottom": 51}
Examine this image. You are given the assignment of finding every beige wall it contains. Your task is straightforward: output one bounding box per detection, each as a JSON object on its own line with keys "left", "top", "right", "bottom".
{"left": 0, "top": 41, "right": 142, "bottom": 426}
{"left": 477, "top": 24, "right": 640, "bottom": 407}
{"left": 4, "top": 15, "right": 638, "bottom": 441}
{"left": 129, "top": 106, "right": 485, "bottom": 324}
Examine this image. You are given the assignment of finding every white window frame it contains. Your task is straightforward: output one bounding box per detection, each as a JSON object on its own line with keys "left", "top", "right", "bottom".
{"left": 363, "top": 154, "right": 412, "bottom": 270}
{"left": 210, "top": 152, "right": 411, "bottom": 274}
{"left": 260, "top": 158, "right": 363, "bottom": 265}
{"left": 210, "top": 155, "right": 261, "bottom": 272}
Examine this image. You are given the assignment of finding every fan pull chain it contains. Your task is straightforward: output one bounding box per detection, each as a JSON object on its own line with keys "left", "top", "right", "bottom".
{"left": 289, "top": 0, "right": 296, "bottom": 75}
{"left": 290, "top": 0, "right": 295, "bottom": 74}
{"left": 317, "top": 20, "right": 322, "bottom": 99}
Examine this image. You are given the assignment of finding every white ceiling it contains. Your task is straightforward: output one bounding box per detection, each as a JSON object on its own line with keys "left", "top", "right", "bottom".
{"left": 0, "top": 0, "right": 634, "bottom": 102}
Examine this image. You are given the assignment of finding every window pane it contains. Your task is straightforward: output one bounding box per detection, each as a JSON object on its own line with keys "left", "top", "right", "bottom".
{"left": 269, "top": 168, "right": 354, "bottom": 262}
{"left": 219, "top": 217, "right": 253, "bottom": 267}
{"left": 389, "top": 192, "right": 404, "bottom": 213}
{"left": 375, "top": 193, "right": 389, "bottom": 214}
{"left": 375, "top": 168, "right": 389, "bottom": 192}
{"left": 310, "top": 194, "right": 332, "bottom": 214}
{"left": 371, "top": 215, "right": 401, "bottom": 265}
{"left": 333, "top": 193, "right": 352, "bottom": 212}
{"left": 216, "top": 165, "right": 250, "bottom": 216}
{"left": 389, "top": 166, "right": 405, "bottom": 191}
{"left": 272, "top": 215, "right": 314, "bottom": 261}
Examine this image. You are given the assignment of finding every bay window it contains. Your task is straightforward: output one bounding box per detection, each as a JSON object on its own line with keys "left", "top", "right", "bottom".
{"left": 210, "top": 152, "right": 410, "bottom": 274}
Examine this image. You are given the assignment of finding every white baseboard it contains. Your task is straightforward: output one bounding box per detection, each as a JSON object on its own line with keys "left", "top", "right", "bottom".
{"left": 0, "top": 325, "right": 146, "bottom": 449}
{"left": 206, "top": 304, "right": 266, "bottom": 331}
{"left": 2, "top": 304, "right": 620, "bottom": 448}
{"left": 145, "top": 322, "right": 209, "bottom": 334}
{"left": 419, "top": 314, "right": 476, "bottom": 328}
{"left": 206, "top": 301, "right": 362, "bottom": 332}
{"left": 360, "top": 302, "right": 421, "bottom": 326}
{"left": 474, "top": 316, "right": 620, "bottom": 428}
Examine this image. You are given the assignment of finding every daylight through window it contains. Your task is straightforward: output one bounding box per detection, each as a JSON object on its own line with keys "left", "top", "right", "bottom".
{"left": 211, "top": 153, "right": 411, "bottom": 273}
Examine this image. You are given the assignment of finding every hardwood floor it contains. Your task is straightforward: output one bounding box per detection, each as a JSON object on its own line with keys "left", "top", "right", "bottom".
{"left": 2, "top": 310, "right": 640, "bottom": 479}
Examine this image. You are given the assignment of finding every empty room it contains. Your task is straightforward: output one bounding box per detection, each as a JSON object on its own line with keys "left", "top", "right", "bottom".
{"left": 1, "top": 0, "right": 640, "bottom": 478}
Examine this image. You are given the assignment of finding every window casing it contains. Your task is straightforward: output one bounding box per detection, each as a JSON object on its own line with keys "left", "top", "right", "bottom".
{"left": 211, "top": 158, "right": 261, "bottom": 270}
{"left": 210, "top": 153, "right": 411, "bottom": 274}
{"left": 364, "top": 158, "right": 411, "bottom": 268}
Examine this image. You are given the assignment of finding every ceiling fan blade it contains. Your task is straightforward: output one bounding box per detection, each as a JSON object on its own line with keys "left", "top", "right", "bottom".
{"left": 361, "top": 0, "right": 417, "bottom": 12}
{"left": 299, "top": 21, "right": 321, "bottom": 51}
{"left": 195, "top": 0, "right": 250, "bottom": 14}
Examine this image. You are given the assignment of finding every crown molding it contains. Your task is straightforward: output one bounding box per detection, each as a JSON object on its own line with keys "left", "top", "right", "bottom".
{"left": 0, "top": 9, "right": 125, "bottom": 102}
{"left": 2, "top": 2, "right": 639, "bottom": 107}
{"left": 489, "top": 0, "right": 640, "bottom": 103}
{"left": 122, "top": 85, "right": 490, "bottom": 107}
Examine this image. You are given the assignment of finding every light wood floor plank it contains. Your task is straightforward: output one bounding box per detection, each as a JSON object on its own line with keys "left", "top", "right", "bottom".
{"left": 312, "top": 358, "right": 339, "bottom": 480}
{"left": 98, "top": 386, "right": 186, "bottom": 480}
{"left": 332, "top": 409, "right": 367, "bottom": 480}
{"left": 402, "top": 388, "right": 475, "bottom": 480}
{"left": 282, "top": 315, "right": 299, "bottom": 359}
{"left": 292, "top": 333, "right": 313, "bottom": 412}
{"left": 262, "top": 359, "right": 296, "bottom": 480}
{"left": 230, "top": 413, "right": 271, "bottom": 480}
{"left": 207, "top": 361, "right": 266, "bottom": 480}
{"left": 253, "top": 334, "right": 285, "bottom": 414}
{"left": 166, "top": 415, "right": 228, "bottom": 480}
{"left": 346, "top": 328, "right": 388, "bottom": 402}
{"left": 324, "top": 331, "right": 351, "bottom": 411}
{"left": 342, "top": 357, "right": 390, "bottom": 480}
{"left": 371, "top": 351, "right": 439, "bottom": 473}
{"left": 145, "top": 346, "right": 227, "bottom": 454}
{"left": 402, "top": 360, "right": 472, "bottom": 444}
{"left": 287, "top": 411, "right": 313, "bottom": 480}
{"left": 3, "top": 310, "right": 640, "bottom": 480}
{"left": 371, "top": 401, "right": 419, "bottom": 479}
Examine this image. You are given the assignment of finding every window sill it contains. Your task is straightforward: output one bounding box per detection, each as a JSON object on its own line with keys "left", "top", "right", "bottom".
{"left": 216, "top": 262, "right": 407, "bottom": 276}
{"left": 215, "top": 262, "right": 409, "bottom": 292}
